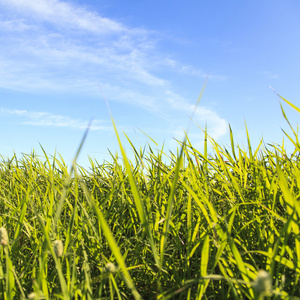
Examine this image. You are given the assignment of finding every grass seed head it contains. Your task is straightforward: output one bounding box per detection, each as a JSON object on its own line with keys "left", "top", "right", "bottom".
{"left": 254, "top": 270, "right": 272, "bottom": 296}
{"left": 53, "top": 240, "right": 63, "bottom": 257}
{"left": 105, "top": 262, "right": 117, "bottom": 273}
{"left": 28, "top": 292, "right": 38, "bottom": 299}
{"left": 0, "top": 227, "right": 8, "bottom": 246}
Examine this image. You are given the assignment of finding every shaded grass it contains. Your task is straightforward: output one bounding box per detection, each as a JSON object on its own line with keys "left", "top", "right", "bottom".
{"left": 0, "top": 95, "right": 300, "bottom": 299}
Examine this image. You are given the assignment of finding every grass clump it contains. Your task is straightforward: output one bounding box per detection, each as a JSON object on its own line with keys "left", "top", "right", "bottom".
{"left": 0, "top": 94, "right": 300, "bottom": 299}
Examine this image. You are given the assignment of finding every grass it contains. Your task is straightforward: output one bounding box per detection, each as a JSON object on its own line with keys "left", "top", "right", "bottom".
{"left": 0, "top": 94, "right": 300, "bottom": 299}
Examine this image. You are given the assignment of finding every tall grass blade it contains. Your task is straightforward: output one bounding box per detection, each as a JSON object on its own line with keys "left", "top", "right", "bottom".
{"left": 83, "top": 185, "right": 142, "bottom": 300}
{"left": 53, "top": 120, "right": 92, "bottom": 235}
{"left": 110, "top": 116, "right": 160, "bottom": 269}
{"left": 271, "top": 87, "right": 300, "bottom": 113}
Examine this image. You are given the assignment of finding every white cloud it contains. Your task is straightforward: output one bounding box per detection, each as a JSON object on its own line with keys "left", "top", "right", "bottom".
{"left": 0, "top": 0, "right": 227, "bottom": 142}
{"left": 0, "top": 19, "right": 32, "bottom": 31}
{"left": 0, "top": 0, "right": 217, "bottom": 94}
{"left": 0, "top": 0, "right": 167, "bottom": 95}
{"left": 193, "top": 108, "right": 227, "bottom": 139}
{"left": 0, "top": 0, "right": 126, "bottom": 34}
{"left": 0, "top": 108, "right": 111, "bottom": 131}
{"left": 165, "top": 90, "right": 227, "bottom": 140}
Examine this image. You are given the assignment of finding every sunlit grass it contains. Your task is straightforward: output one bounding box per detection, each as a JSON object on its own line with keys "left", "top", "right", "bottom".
{"left": 0, "top": 94, "right": 300, "bottom": 299}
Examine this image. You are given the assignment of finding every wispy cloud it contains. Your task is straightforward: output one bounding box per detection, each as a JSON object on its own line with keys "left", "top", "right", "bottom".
{"left": 0, "top": 0, "right": 164, "bottom": 94}
{"left": 0, "top": 108, "right": 111, "bottom": 131}
{"left": 0, "top": 19, "right": 32, "bottom": 31}
{"left": 0, "top": 0, "right": 227, "bottom": 141}
{"left": 165, "top": 90, "right": 227, "bottom": 140}
{"left": 0, "top": 0, "right": 220, "bottom": 92}
{"left": 261, "top": 71, "right": 279, "bottom": 79}
{"left": 163, "top": 58, "right": 228, "bottom": 81}
{"left": 0, "top": 0, "right": 127, "bottom": 34}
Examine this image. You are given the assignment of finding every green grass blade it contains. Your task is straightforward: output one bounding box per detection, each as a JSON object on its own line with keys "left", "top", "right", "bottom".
{"left": 111, "top": 116, "right": 160, "bottom": 269}
{"left": 272, "top": 88, "right": 300, "bottom": 113}
{"left": 85, "top": 188, "right": 142, "bottom": 300}
{"left": 160, "top": 140, "right": 185, "bottom": 268}
{"left": 53, "top": 120, "right": 91, "bottom": 235}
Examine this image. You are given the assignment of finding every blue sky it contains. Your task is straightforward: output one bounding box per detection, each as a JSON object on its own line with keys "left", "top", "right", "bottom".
{"left": 0, "top": 0, "right": 300, "bottom": 168}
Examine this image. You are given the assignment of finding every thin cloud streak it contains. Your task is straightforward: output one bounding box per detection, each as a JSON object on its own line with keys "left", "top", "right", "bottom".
{"left": 0, "top": 108, "right": 111, "bottom": 131}
{"left": 163, "top": 58, "right": 228, "bottom": 81}
{"left": 0, "top": 0, "right": 127, "bottom": 34}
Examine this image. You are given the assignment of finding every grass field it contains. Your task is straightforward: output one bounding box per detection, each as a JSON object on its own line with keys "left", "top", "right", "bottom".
{"left": 0, "top": 94, "right": 300, "bottom": 299}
